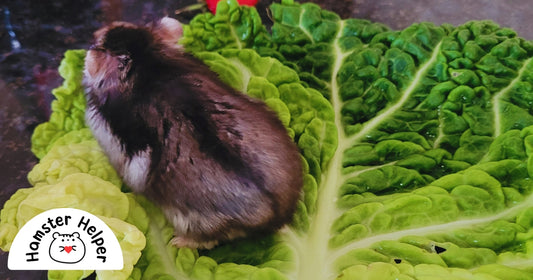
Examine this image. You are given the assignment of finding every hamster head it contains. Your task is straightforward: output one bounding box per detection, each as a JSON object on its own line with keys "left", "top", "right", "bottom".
{"left": 83, "top": 17, "right": 183, "bottom": 105}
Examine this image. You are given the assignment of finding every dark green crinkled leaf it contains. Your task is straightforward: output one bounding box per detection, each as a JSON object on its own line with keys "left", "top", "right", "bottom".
{"left": 181, "top": 0, "right": 272, "bottom": 52}
{"left": 185, "top": 0, "right": 533, "bottom": 279}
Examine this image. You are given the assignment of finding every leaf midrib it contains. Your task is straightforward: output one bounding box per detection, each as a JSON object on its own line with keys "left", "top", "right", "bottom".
{"left": 288, "top": 26, "right": 445, "bottom": 279}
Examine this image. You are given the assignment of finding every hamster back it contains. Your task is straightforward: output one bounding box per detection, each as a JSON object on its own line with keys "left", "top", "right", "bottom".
{"left": 83, "top": 18, "right": 303, "bottom": 249}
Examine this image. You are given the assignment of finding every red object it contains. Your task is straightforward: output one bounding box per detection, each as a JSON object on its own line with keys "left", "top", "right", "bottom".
{"left": 205, "top": 0, "right": 259, "bottom": 14}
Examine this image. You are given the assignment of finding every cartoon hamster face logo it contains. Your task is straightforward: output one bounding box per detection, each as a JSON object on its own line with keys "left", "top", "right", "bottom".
{"left": 49, "top": 232, "right": 86, "bottom": 264}
{"left": 8, "top": 208, "right": 123, "bottom": 270}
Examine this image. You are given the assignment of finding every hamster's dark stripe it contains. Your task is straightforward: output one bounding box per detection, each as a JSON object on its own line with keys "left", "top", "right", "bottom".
{"left": 162, "top": 119, "right": 172, "bottom": 139}
{"left": 96, "top": 95, "right": 159, "bottom": 157}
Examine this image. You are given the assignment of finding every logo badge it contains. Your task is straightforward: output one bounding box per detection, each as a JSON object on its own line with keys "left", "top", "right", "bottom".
{"left": 8, "top": 208, "right": 123, "bottom": 270}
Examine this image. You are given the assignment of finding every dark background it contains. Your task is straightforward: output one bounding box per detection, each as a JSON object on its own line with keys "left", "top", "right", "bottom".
{"left": 1, "top": 0, "right": 532, "bottom": 278}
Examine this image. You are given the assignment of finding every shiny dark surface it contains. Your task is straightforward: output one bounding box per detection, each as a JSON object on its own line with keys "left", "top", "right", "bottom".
{"left": 1, "top": 1, "right": 532, "bottom": 278}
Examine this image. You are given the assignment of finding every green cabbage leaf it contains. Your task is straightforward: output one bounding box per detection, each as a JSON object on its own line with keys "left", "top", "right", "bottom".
{"left": 184, "top": 0, "right": 533, "bottom": 279}
{"left": 31, "top": 50, "right": 88, "bottom": 159}
{"left": 4, "top": 0, "right": 533, "bottom": 279}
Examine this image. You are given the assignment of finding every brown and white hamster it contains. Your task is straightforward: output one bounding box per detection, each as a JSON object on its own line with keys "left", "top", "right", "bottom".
{"left": 83, "top": 17, "right": 303, "bottom": 249}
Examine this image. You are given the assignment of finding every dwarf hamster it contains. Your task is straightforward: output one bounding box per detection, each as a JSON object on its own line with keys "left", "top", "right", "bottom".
{"left": 83, "top": 17, "right": 303, "bottom": 249}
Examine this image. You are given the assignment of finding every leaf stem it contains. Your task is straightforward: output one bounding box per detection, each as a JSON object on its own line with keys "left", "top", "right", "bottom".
{"left": 295, "top": 20, "right": 347, "bottom": 280}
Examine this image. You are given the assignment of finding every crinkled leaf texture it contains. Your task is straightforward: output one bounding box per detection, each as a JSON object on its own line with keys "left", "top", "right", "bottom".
{"left": 5, "top": 0, "right": 533, "bottom": 279}
{"left": 31, "top": 50, "right": 88, "bottom": 159}
{"left": 183, "top": 0, "right": 533, "bottom": 279}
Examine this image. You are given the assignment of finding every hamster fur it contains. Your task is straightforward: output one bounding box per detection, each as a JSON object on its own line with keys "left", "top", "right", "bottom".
{"left": 83, "top": 17, "right": 303, "bottom": 249}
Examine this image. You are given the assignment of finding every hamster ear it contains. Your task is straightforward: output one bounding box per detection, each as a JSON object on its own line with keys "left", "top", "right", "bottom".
{"left": 72, "top": 232, "right": 80, "bottom": 238}
{"left": 153, "top": 17, "right": 183, "bottom": 47}
{"left": 52, "top": 232, "right": 59, "bottom": 239}
{"left": 101, "top": 23, "right": 153, "bottom": 57}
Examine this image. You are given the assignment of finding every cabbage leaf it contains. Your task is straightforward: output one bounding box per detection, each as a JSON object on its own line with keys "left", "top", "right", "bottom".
{"left": 31, "top": 50, "right": 88, "bottom": 159}
{"left": 4, "top": 0, "right": 533, "bottom": 279}
{"left": 183, "top": 0, "right": 533, "bottom": 279}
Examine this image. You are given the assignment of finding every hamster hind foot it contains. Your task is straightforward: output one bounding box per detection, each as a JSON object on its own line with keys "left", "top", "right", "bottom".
{"left": 170, "top": 228, "right": 248, "bottom": 249}
{"left": 170, "top": 236, "right": 219, "bottom": 250}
